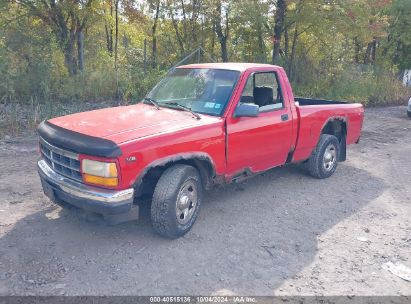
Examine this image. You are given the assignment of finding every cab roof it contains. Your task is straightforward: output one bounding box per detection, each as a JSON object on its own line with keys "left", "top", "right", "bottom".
{"left": 177, "top": 62, "right": 280, "bottom": 72}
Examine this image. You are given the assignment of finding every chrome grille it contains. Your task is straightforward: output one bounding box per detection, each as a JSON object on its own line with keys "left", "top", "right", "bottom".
{"left": 39, "top": 137, "right": 82, "bottom": 182}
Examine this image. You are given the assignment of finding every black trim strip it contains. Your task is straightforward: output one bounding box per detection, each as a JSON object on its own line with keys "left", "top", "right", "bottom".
{"left": 295, "top": 97, "right": 348, "bottom": 105}
{"left": 37, "top": 121, "right": 122, "bottom": 158}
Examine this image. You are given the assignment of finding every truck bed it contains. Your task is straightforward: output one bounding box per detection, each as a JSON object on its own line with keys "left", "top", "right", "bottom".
{"left": 292, "top": 100, "right": 364, "bottom": 163}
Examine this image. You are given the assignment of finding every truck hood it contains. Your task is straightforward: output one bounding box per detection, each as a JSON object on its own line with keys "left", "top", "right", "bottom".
{"left": 47, "top": 103, "right": 221, "bottom": 144}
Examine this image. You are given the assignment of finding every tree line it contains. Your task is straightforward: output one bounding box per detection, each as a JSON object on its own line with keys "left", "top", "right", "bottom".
{"left": 0, "top": 0, "right": 410, "bottom": 104}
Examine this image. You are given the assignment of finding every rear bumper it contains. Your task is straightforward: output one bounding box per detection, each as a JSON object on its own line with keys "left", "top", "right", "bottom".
{"left": 37, "top": 159, "right": 134, "bottom": 216}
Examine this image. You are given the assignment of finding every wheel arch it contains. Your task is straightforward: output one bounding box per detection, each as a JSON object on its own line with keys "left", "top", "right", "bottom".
{"left": 320, "top": 117, "right": 347, "bottom": 161}
{"left": 133, "top": 153, "right": 216, "bottom": 199}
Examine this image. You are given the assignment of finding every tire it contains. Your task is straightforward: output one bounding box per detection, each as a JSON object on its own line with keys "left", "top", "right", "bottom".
{"left": 407, "top": 110, "right": 411, "bottom": 118}
{"left": 151, "top": 164, "right": 202, "bottom": 238}
{"left": 307, "top": 134, "right": 339, "bottom": 179}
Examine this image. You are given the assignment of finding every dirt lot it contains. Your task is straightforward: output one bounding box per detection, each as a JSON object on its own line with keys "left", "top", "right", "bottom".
{"left": 0, "top": 106, "right": 410, "bottom": 296}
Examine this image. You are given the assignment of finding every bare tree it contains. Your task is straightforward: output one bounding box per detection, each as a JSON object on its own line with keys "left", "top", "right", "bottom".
{"left": 167, "top": 0, "right": 185, "bottom": 55}
{"left": 114, "top": 0, "right": 119, "bottom": 69}
{"left": 104, "top": 0, "right": 114, "bottom": 55}
{"left": 214, "top": 0, "right": 229, "bottom": 62}
{"left": 151, "top": 0, "right": 161, "bottom": 68}
{"left": 14, "top": 0, "right": 93, "bottom": 75}
{"left": 272, "top": 0, "right": 286, "bottom": 64}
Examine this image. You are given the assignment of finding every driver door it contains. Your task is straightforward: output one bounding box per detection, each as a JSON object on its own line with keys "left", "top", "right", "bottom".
{"left": 226, "top": 70, "right": 293, "bottom": 175}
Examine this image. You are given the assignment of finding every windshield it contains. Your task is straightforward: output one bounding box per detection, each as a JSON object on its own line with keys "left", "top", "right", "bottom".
{"left": 146, "top": 68, "right": 240, "bottom": 116}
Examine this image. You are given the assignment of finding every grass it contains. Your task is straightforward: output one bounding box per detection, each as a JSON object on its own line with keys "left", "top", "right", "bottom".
{"left": 0, "top": 98, "right": 117, "bottom": 138}
{"left": 1, "top": 66, "right": 409, "bottom": 138}
{"left": 293, "top": 66, "right": 410, "bottom": 106}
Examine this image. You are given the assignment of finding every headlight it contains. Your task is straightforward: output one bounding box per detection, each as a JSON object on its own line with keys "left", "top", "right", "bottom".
{"left": 82, "top": 159, "right": 118, "bottom": 187}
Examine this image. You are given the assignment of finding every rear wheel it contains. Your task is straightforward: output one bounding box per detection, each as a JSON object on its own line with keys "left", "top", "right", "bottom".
{"left": 151, "top": 164, "right": 202, "bottom": 238}
{"left": 407, "top": 110, "right": 411, "bottom": 118}
{"left": 307, "top": 134, "right": 339, "bottom": 179}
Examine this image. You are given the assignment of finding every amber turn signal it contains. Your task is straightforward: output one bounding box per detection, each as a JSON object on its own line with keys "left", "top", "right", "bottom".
{"left": 83, "top": 174, "right": 119, "bottom": 187}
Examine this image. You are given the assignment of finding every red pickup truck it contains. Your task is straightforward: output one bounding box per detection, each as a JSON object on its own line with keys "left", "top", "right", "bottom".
{"left": 37, "top": 63, "right": 364, "bottom": 238}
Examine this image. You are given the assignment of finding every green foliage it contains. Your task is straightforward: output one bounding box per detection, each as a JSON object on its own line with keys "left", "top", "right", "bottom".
{"left": 293, "top": 65, "right": 408, "bottom": 105}
{"left": 384, "top": 0, "right": 411, "bottom": 70}
{"left": 0, "top": 0, "right": 410, "bottom": 113}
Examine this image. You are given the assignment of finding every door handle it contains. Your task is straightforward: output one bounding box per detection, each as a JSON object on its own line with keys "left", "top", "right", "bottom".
{"left": 281, "top": 114, "right": 289, "bottom": 121}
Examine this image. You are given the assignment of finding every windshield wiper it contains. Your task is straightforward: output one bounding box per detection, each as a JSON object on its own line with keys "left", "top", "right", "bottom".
{"left": 163, "top": 102, "right": 201, "bottom": 120}
{"left": 143, "top": 97, "right": 160, "bottom": 110}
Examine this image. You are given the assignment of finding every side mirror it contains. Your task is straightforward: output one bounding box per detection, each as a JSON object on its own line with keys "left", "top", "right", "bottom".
{"left": 234, "top": 103, "right": 259, "bottom": 118}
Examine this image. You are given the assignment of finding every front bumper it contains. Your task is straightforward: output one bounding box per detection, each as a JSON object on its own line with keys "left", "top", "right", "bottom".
{"left": 37, "top": 159, "right": 136, "bottom": 217}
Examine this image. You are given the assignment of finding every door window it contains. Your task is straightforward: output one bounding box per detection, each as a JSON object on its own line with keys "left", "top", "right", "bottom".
{"left": 240, "top": 72, "right": 284, "bottom": 112}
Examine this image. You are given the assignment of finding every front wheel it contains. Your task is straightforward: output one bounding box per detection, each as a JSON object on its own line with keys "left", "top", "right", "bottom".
{"left": 307, "top": 134, "right": 340, "bottom": 179}
{"left": 151, "top": 164, "right": 202, "bottom": 238}
{"left": 407, "top": 110, "right": 411, "bottom": 118}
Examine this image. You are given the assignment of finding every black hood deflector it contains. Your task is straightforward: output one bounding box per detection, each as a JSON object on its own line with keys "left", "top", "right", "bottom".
{"left": 38, "top": 121, "right": 122, "bottom": 158}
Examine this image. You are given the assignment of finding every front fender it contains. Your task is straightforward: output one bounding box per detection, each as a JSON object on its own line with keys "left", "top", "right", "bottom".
{"left": 132, "top": 152, "right": 217, "bottom": 196}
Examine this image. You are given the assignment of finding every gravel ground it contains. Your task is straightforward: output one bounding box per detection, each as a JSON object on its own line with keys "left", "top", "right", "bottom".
{"left": 0, "top": 106, "right": 410, "bottom": 296}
